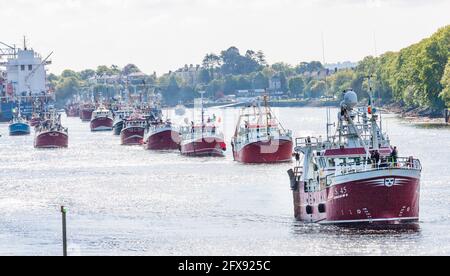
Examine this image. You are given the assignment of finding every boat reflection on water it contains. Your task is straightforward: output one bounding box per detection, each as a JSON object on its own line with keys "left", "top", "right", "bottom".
{"left": 291, "top": 220, "right": 421, "bottom": 237}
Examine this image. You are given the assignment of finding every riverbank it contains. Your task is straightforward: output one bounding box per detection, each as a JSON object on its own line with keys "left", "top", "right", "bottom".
{"left": 185, "top": 99, "right": 340, "bottom": 109}
{"left": 382, "top": 102, "right": 449, "bottom": 124}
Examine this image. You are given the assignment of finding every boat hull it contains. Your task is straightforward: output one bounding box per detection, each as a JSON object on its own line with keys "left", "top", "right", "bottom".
{"left": 145, "top": 129, "right": 181, "bottom": 150}
{"left": 121, "top": 127, "right": 145, "bottom": 145}
{"left": 113, "top": 120, "right": 124, "bottom": 136}
{"left": 90, "top": 117, "right": 113, "bottom": 132}
{"left": 292, "top": 169, "right": 421, "bottom": 226}
{"left": 34, "top": 131, "right": 68, "bottom": 148}
{"left": 29, "top": 118, "right": 42, "bottom": 127}
{"left": 9, "top": 123, "right": 31, "bottom": 136}
{"left": 66, "top": 109, "right": 79, "bottom": 117}
{"left": 80, "top": 109, "right": 94, "bottom": 122}
{"left": 233, "top": 138, "right": 293, "bottom": 164}
{"left": 181, "top": 137, "right": 226, "bottom": 157}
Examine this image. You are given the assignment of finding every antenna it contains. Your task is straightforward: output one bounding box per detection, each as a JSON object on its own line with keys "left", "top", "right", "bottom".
{"left": 0, "top": 41, "right": 17, "bottom": 60}
{"left": 198, "top": 90, "right": 206, "bottom": 126}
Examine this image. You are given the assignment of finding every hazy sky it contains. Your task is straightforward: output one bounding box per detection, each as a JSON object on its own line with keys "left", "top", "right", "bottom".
{"left": 1, "top": 0, "right": 449, "bottom": 74}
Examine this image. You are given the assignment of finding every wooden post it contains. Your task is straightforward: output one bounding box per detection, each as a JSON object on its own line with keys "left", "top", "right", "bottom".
{"left": 61, "top": 206, "right": 67, "bottom": 257}
{"left": 445, "top": 109, "right": 449, "bottom": 124}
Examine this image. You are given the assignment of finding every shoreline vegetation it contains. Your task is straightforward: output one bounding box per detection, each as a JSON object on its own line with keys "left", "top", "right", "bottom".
{"left": 52, "top": 25, "right": 449, "bottom": 122}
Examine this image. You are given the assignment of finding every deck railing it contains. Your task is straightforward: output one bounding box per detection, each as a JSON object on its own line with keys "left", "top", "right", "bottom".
{"left": 235, "top": 129, "right": 292, "bottom": 145}
{"left": 295, "top": 137, "right": 323, "bottom": 150}
{"left": 336, "top": 157, "right": 422, "bottom": 176}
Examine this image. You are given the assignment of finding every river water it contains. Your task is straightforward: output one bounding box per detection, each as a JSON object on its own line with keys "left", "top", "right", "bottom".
{"left": 0, "top": 107, "right": 449, "bottom": 256}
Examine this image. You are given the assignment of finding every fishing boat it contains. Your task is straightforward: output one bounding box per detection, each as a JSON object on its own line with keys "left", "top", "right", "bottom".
{"left": 29, "top": 113, "right": 43, "bottom": 127}
{"left": 180, "top": 92, "right": 226, "bottom": 157}
{"left": 65, "top": 103, "right": 79, "bottom": 117}
{"left": 90, "top": 105, "right": 113, "bottom": 132}
{"left": 113, "top": 108, "right": 133, "bottom": 136}
{"left": 9, "top": 112, "right": 31, "bottom": 136}
{"left": 80, "top": 103, "right": 95, "bottom": 122}
{"left": 120, "top": 114, "right": 147, "bottom": 145}
{"left": 34, "top": 112, "right": 68, "bottom": 148}
{"left": 288, "top": 90, "right": 422, "bottom": 226}
{"left": 144, "top": 119, "right": 181, "bottom": 150}
{"left": 231, "top": 96, "right": 293, "bottom": 164}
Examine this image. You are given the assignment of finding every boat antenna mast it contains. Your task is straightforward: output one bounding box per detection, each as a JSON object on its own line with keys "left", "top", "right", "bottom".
{"left": 200, "top": 91, "right": 205, "bottom": 126}
{"left": 264, "top": 93, "right": 270, "bottom": 136}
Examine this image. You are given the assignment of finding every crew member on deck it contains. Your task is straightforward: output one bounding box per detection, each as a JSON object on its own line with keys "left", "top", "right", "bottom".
{"left": 390, "top": 147, "right": 398, "bottom": 166}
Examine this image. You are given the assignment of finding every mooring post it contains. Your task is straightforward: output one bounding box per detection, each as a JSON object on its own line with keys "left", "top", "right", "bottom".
{"left": 61, "top": 206, "right": 67, "bottom": 257}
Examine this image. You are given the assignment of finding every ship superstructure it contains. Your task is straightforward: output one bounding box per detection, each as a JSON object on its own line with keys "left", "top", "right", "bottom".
{"left": 288, "top": 90, "right": 422, "bottom": 226}
{"left": 0, "top": 39, "right": 53, "bottom": 121}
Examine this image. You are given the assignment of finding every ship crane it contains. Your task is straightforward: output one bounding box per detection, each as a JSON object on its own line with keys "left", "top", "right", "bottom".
{"left": 0, "top": 41, "right": 17, "bottom": 61}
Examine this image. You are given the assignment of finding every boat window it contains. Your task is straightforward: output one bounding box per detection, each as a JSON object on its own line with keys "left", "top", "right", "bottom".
{"left": 21, "top": 65, "right": 25, "bottom": 71}
{"left": 338, "top": 158, "right": 347, "bottom": 166}
{"left": 319, "top": 158, "right": 327, "bottom": 168}
{"left": 28, "top": 65, "right": 33, "bottom": 71}
{"left": 328, "top": 159, "right": 335, "bottom": 167}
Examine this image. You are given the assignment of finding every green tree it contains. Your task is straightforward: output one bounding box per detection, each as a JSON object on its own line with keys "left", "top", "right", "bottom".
{"left": 79, "top": 69, "right": 96, "bottom": 80}
{"left": 203, "top": 53, "right": 222, "bottom": 70}
{"left": 122, "top": 64, "right": 141, "bottom": 76}
{"left": 162, "top": 76, "right": 181, "bottom": 105}
{"left": 220, "top": 47, "right": 261, "bottom": 75}
{"left": 55, "top": 77, "right": 80, "bottom": 103}
{"left": 199, "top": 68, "right": 212, "bottom": 84}
{"left": 295, "top": 61, "right": 324, "bottom": 74}
{"left": 206, "top": 79, "right": 225, "bottom": 99}
{"left": 272, "top": 62, "right": 295, "bottom": 76}
{"left": 223, "top": 75, "right": 239, "bottom": 94}
{"left": 279, "top": 72, "right": 288, "bottom": 92}
{"left": 61, "top": 69, "right": 79, "bottom": 79}
{"left": 236, "top": 75, "right": 252, "bottom": 90}
{"left": 309, "top": 80, "right": 327, "bottom": 98}
{"left": 440, "top": 60, "right": 450, "bottom": 107}
{"left": 289, "top": 77, "right": 305, "bottom": 98}
{"left": 253, "top": 72, "right": 269, "bottom": 90}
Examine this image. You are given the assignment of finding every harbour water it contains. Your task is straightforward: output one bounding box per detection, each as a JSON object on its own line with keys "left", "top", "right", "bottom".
{"left": 0, "top": 107, "right": 449, "bottom": 256}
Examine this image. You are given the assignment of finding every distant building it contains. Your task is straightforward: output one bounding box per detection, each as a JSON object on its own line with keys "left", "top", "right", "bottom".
{"left": 325, "top": 61, "right": 358, "bottom": 71}
{"left": 236, "top": 89, "right": 267, "bottom": 98}
{"left": 89, "top": 75, "right": 121, "bottom": 85}
{"left": 302, "top": 69, "right": 333, "bottom": 79}
{"left": 172, "top": 64, "right": 201, "bottom": 86}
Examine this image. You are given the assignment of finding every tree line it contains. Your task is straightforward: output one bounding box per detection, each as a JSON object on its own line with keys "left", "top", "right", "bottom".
{"left": 52, "top": 25, "right": 450, "bottom": 110}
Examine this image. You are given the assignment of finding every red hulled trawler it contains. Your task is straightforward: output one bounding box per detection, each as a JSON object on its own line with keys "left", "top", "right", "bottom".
{"left": 231, "top": 96, "right": 293, "bottom": 164}
{"left": 34, "top": 112, "right": 69, "bottom": 149}
{"left": 288, "top": 90, "right": 422, "bottom": 226}
{"left": 80, "top": 103, "right": 95, "bottom": 122}
{"left": 65, "top": 103, "right": 79, "bottom": 117}
{"left": 29, "top": 113, "right": 43, "bottom": 127}
{"left": 144, "top": 119, "right": 181, "bottom": 150}
{"left": 90, "top": 105, "right": 113, "bottom": 132}
{"left": 120, "top": 114, "right": 147, "bottom": 145}
{"left": 180, "top": 93, "right": 226, "bottom": 157}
